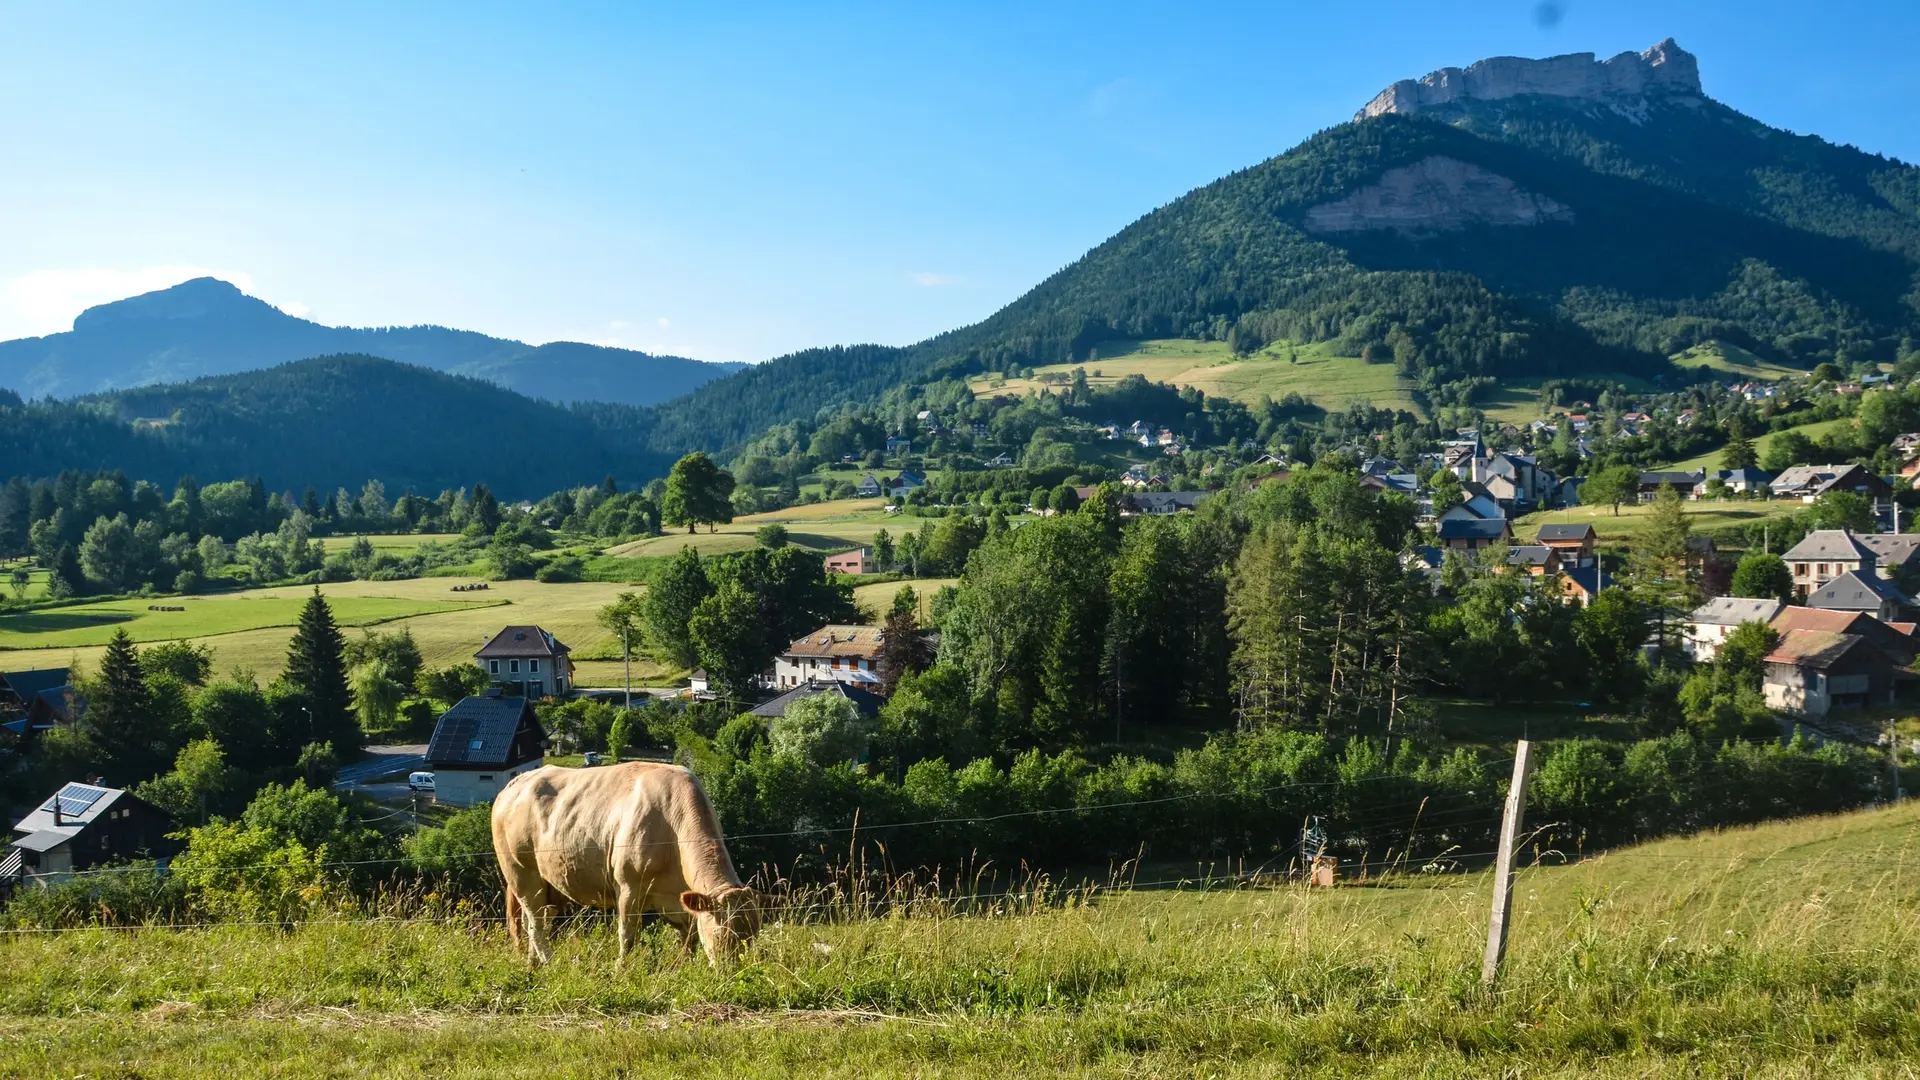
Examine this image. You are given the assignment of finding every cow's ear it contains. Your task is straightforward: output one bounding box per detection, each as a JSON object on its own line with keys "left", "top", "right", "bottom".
{"left": 681, "top": 890, "right": 714, "bottom": 913}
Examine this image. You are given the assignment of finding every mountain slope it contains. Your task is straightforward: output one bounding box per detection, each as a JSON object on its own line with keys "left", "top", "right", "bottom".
{"left": 0, "top": 355, "right": 668, "bottom": 497}
{"left": 642, "top": 39, "right": 1920, "bottom": 453}
{"left": 0, "top": 277, "right": 745, "bottom": 406}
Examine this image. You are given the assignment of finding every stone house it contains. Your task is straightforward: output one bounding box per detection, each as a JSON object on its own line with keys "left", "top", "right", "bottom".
{"left": 1782, "top": 530, "right": 1878, "bottom": 597}
{"left": 1762, "top": 630, "right": 1894, "bottom": 718}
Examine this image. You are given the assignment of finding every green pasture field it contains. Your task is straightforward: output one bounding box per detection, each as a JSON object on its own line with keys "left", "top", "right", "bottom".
{"left": 1516, "top": 498, "right": 1806, "bottom": 543}
{"left": 606, "top": 501, "right": 898, "bottom": 559}
{"left": 1661, "top": 416, "right": 1853, "bottom": 473}
{"left": 851, "top": 577, "right": 958, "bottom": 620}
{"left": 1671, "top": 339, "right": 1811, "bottom": 381}
{"left": 969, "top": 339, "right": 1421, "bottom": 415}
{"left": 0, "top": 594, "right": 489, "bottom": 651}
{"left": 5, "top": 800, "right": 1920, "bottom": 1076}
{"left": 345, "top": 532, "right": 468, "bottom": 552}
{"left": 0, "top": 578, "right": 671, "bottom": 688}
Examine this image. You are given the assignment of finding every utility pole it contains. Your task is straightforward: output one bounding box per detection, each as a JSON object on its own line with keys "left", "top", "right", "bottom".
{"left": 1482, "top": 739, "right": 1535, "bottom": 988}
{"left": 622, "top": 625, "right": 632, "bottom": 711}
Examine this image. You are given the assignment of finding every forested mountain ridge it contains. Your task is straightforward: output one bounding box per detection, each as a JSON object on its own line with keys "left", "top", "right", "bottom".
{"left": 0, "top": 355, "right": 669, "bottom": 497}
{"left": 642, "top": 38, "right": 1920, "bottom": 454}
{"left": 0, "top": 276, "right": 744, "bottom": 405}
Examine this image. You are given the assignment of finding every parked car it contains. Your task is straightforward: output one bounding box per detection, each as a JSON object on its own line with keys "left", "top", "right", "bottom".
{"left": 583, "top": 752, "right": 603, "bottom": 767}
{"left": 407, "top": 771, "right": 435, "bottom": 792}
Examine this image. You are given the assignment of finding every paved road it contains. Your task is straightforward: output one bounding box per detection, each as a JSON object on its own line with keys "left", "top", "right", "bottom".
{"left": 334, "top": 744, "right": 428, "bottom": 790}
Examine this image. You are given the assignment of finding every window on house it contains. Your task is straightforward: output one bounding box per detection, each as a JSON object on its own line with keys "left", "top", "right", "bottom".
{"left": 510, "top": 659, "right": 520, "bottom": 674}
{"left": 1818, "top": 564, "right": 1828, "bottom": 576}
{"left": 530, "top": 659, "right": 539, "bottom": 672}
{"left": 470, "top": 738, "right": 485, "bottom": 750}
{"left": 489, "top": 659, "right": 500, "bottom": 674}
{"left": 1796, "top": 564, "right": 1808, "bottom": 577}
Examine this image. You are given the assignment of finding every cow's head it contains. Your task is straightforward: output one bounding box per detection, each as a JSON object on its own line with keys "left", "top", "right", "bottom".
{"left": 681, "top": 885, "right": 763, "bottom": 965}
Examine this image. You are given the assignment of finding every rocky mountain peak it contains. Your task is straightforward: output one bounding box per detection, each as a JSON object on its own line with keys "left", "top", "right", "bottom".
{"left": 1356, "top": 38, "right": 1702, "bottom": 122}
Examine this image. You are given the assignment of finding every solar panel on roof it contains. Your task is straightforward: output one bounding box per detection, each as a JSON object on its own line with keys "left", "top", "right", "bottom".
{"left": 43, "top": 783, "right": 106, "bottom": 818}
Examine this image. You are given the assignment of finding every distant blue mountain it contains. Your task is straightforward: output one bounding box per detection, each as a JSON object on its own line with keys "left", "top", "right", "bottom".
{"left": 0, "top": 277, "right": 745, "bottom": 406}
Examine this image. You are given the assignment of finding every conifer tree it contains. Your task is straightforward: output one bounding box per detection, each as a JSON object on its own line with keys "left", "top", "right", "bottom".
{"left": 285, "top": 588, "right": 360, "bottom": 752}
{"left": 86, "top": 629, "right": 164, "bottom": 783}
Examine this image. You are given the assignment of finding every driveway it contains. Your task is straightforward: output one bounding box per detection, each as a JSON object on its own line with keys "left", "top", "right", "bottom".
{"left": 335, "top": 744, "right": 428, "bottom": 790}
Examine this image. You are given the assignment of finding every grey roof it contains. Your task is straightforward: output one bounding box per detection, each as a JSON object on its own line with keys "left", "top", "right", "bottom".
{"left": 1129, "top": 491, "right": 1209, "bottom": 513}
{"left": 1437, "top": 517, "right": 1511, "bottom": 540}
{"left": 1771, "top": 463, "right": 1881, "bottom": 496}
{"left": 1689, "top": 597, "right": 1786, "bottom": 627}
{"left": 750, "top": 680, "right": 884, "bottom": 720}
{"left": 1639, "top": 470, "right": 1703, "bottom": 487}
{"left": 1782, "top": 530, "right": 1878, "bottom": 563}
{"left": 0, "top": 668, "right": 70, "bottom": 704}
{"left": 1507, "top": 545, "right": 1556, "bottom": 567}
{"left": 1807, "top": 571, "right": 1909, "bottom": 613}
{"left": 426, "top": 695, "right": 546, "bottom": 767}
{"left": 475, "top": 626, "right": 569, "bottom": 660}
{"left": 1535, "top": 523, "right": 1594, "bottom": 542}
{"left": 11, "top": 829, "right": 73, "bottom": 854}
{"left": 1704, "top": 468, "right": 1773, "bottom": 485}
{"left": 1858, "top": 533, "right": 1920, "bottom": 567}
{"left": 10, "top": 782, "right": 126, "bottom": 842}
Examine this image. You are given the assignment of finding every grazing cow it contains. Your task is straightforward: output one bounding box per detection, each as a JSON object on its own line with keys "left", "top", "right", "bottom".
{"left": 490, "top": 761, "right": 763, "bottom": 965}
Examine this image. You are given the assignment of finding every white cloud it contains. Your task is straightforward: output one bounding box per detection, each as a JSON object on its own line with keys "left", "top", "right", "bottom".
{"left": 911, "top": 272, "right": 959, "bottom": 287}
{"left": 0, "top": 265, "right": 257, "bottom": 339}
{"left": 655, "top": 316, "right": 672, "bottom": 328}
{"left": 280, "top": 300, "right": 312, "bottom": 319}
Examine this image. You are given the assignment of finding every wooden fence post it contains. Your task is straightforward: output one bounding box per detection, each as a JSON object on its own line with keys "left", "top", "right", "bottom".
{"left": 1482, "top": 739, "right": 1535, "bottom": 987}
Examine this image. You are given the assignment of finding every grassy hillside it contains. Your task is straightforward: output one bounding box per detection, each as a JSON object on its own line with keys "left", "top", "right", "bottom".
{"left": 6, "top": 800, "right": 1919, "bottom": 1075}
{"left": 607, "top": 501, "right": 900, "bottom": 559}
{"left": 0, "top": 593, "right": 494, "bottom": 650}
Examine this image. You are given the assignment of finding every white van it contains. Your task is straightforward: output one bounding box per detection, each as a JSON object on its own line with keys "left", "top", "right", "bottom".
{"left": 407, "top": 771, "right": 435, "bottom": 793}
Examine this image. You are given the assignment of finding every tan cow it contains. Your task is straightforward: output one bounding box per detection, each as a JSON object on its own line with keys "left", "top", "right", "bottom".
{"left": 490, "top": 761, "right": 763, "bottom": 965}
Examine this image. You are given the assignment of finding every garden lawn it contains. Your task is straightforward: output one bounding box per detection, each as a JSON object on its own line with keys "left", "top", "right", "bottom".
{"left": 5, "top": 800, "right": 1920, "bottom": 1076}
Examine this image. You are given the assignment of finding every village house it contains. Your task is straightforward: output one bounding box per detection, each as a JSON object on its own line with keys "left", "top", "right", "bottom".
{"left": 1762, "top": 630, "right": 1895, "bottom": 718}
{"left": 1805, "top": 570, "right": 1914, "bottom": 623}
{"left": 884, "top": 470, "right": 926, "bottom": 499}
{"left": 825, "top": 547, "right": 871, "bottom": 575}
{"left": 1435, "top": 481, "right": 1505, "bottom": 524}
{"left": 1127, "top": 491, "right": 1210, "bottom": 515}
{"left": 1534, "top": 523, "right": 1596, "bottom": 564}
{"left": 856, "top": 474, "right": 884, "bottom": 498}
{"left": 885, "top": 435, "right": 912, "bottom": 455}
{"left": 5, "top": 782, "right": 180, "bottom": 887}
{"left": 750, "top": 679, "right": 885, "bottom": 723}
{"left": 1684, "top": 597, "right": 1785, "bottom": 662}
{"left": 1770, "top": 463, "right": 1892, "bottom": 502}
{"left": 772, "top": 624, "right": 887, "bottom": 690}
{"left": 985, "top": 453, "right": 1015, "bottom": 468}
{"left": 1505, "top": 545, "right": 1560, "bottom": 577}
{"left": 1558, "top": 562, "right": 1611, "bottom": 607}
{"left": 1638, "top": 470, "right": 1704, "bottom": 502}
{"left": 475, "top": 625, "right": 572, "bottom": 699}
{"left": 1782, "top": 530, "right": 1879, "bottom": 597}
{"left": 1859, "top": 533, "right": 1920, "bottom": 583}
{"left": 424, "top": 692, "right": 548, "bottom": 808}
{"left": 1437, "top": 517, "right": 1512, "bottom": 553}
{"left": 0, "top": 668, "right": 80, "bottom": 743}
{"left": 1693, "top": 468, "right": 1773, "bottom": 497}
{"left": 1770, "top": 607, "right": 1920, "bottom": 668}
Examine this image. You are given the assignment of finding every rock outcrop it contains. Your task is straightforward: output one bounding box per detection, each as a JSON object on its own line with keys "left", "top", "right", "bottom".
{"left": 1356, "top": 38, "right": 1701, "bottom": 121}
{"left": 1301, "top": 156, "right": 1574, "bottom": 236}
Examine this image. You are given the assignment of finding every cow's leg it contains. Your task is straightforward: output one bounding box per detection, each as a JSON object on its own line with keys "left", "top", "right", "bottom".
{"left": 615, "top": 884, "right": 642, "bottom": 964}
{"left": 672, "top": 913, "right": 698, "bottom": 956}
{"left": 504, "top": 882, "right": 523, "bottom": 955}
{"left": 524, "top": 887, "right": 557, "bottom": 966}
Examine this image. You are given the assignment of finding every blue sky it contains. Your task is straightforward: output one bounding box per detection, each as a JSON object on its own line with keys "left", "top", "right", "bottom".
{"left": 1, "top": 1, "right": 1915, "bottom": 364}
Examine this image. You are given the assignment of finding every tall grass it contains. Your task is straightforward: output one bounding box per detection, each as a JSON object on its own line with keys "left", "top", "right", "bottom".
{"left": 5, "top": 802, "right": 1920, "bottom": 1074}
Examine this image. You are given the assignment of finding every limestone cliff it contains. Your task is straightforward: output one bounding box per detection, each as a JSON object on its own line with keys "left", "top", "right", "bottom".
{"left": 1356, "top": 38, "right": 1701, "bottom": 121}
{"left": 1301, "top": 156, "right": 1574, "bottom": 236}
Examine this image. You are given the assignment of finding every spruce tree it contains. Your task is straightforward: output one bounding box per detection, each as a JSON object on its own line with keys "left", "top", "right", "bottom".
{"left": 87, "top": 629, "right": 163, "bottom": 783}
{"left": 285, "top": 588, "right": 360, "bottom": 752}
